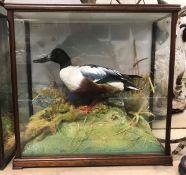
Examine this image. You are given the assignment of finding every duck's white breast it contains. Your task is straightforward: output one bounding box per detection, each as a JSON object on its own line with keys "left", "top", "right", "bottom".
{"left": 59, "top": 66, "right": 84, "bottom": 91}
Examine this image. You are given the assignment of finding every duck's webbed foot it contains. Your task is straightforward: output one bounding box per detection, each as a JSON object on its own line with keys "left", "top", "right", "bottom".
{"left": 79, "top": 105, "right": 94, "bottom": 114}
{"left": 79, "top": 100, "right": 98, "bottom": 114}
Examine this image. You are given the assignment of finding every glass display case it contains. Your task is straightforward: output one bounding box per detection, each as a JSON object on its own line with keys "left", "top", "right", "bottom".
{"left": 4, "top": 3, "right": 180, "bottom": 168}
{"left": 0, "top": 2, "right": 15, "bottom": 170}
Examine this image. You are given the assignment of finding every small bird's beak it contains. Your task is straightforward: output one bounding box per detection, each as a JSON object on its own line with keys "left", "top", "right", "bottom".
{"left": 33, "top": 54, "right": 51, "bottom": 63}
{"left": 180, "top": 24, "right": 186, "bottom": 29}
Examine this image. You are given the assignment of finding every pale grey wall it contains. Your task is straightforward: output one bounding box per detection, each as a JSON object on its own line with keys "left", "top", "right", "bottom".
{"left": 14, "top": 13, "right": 153, "bottom": 86}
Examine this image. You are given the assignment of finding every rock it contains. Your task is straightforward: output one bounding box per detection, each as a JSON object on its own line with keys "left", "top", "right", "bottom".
{"left": 172, "top": 97, "right": 186, "bottom": 113}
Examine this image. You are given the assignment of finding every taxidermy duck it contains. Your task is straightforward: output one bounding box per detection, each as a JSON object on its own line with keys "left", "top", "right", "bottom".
{"left": 33, "top": 48, "right": 140, "bottom": 112}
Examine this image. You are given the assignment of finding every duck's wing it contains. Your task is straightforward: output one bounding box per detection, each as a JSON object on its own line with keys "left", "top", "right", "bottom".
{"left": 78, "top": 64, "right": 108, "bottom": 82}
{"left": 78, "top": 64, "right": 140, "bottom": 85}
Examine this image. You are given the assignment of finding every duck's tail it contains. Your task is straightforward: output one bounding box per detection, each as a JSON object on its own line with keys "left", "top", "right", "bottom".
{"left": 96, "top": 73, "right": 141, "bottom": 91}
{"left": 124, "top": 81, "right": 139, "bottom": 91}
{"left": 120, "top": 74, "right": 141, "bottom": 91}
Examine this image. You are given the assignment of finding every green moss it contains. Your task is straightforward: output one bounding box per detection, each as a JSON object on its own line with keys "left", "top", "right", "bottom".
{"left": 21, "top": 86, "right": 164, "bottom": 156}
{"left": 22, "top": 105, "right": 163, "bottom": 156}
{"left": 1, "top": 112, "right": 14, "bottom": 139}
{"left": 1, "top": 112, "right": 15, "bottom": 154}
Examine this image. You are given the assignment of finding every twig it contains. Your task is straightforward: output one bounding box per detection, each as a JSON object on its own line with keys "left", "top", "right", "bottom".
{"left": 133, "top": 58, "right": 148, "bottom": 68}
{"left": 115, "top": 118, "right": 135, "bottom": 135}
{"left": 83, "top": 115, "right": 88, "bottom": 126}
{"left": 148, "top": 77, "right": 155, "bottom": 93}
{"left": 116, "top": 0, "right": 122, "bottom": 4}
{"left": 136, "top": 0, "right": 145, "bottom": 4}
{"left": 110, "top": 0, "right": 122, "bottom": 4}
{"left": 133, "top": 40, "right": 140, "bottom": 75}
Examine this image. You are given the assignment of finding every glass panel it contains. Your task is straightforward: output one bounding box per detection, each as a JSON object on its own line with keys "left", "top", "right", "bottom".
{"left": 167, "top": 19, "right": 186, "bottom": 131}
{"left": 14, "top": 12, "right": 170, "bottom": 22}
{"left": 0, "top": 17, "right": 15, "bottom": 160}
{"left": 152, "top": 16, "right": 172, "bottom": 144}
{"left": 0, "top": 6, "right": 6, "bottom": 16}
{"left": 14, "top": 12, "right": 171, "bottom": 156}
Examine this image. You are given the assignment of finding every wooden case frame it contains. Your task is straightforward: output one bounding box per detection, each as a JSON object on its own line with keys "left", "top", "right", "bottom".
{"left": 0, "top": 2, "right": 15, "bottom": 170}
{"left": 4, "top": 3, "right": 180, "bottom": 168}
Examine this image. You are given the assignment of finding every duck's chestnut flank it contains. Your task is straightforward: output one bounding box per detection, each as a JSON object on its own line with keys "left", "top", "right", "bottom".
{"left": 75, "top": 78, "right": 121, "bottom": 100}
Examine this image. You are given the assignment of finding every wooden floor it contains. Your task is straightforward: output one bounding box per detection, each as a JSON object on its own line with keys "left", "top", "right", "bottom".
{"left": 1, "top": 111, "right": 186, "bottom": 175}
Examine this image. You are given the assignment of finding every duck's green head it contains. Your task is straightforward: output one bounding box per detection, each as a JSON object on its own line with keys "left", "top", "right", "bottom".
{"left": 33, "top": 48, "right": 72, "bottom": 69}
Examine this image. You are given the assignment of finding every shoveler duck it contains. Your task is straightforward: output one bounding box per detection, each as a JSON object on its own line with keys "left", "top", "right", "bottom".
{"left": 33, "top": 48, "right": 140, "bottom": 112}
